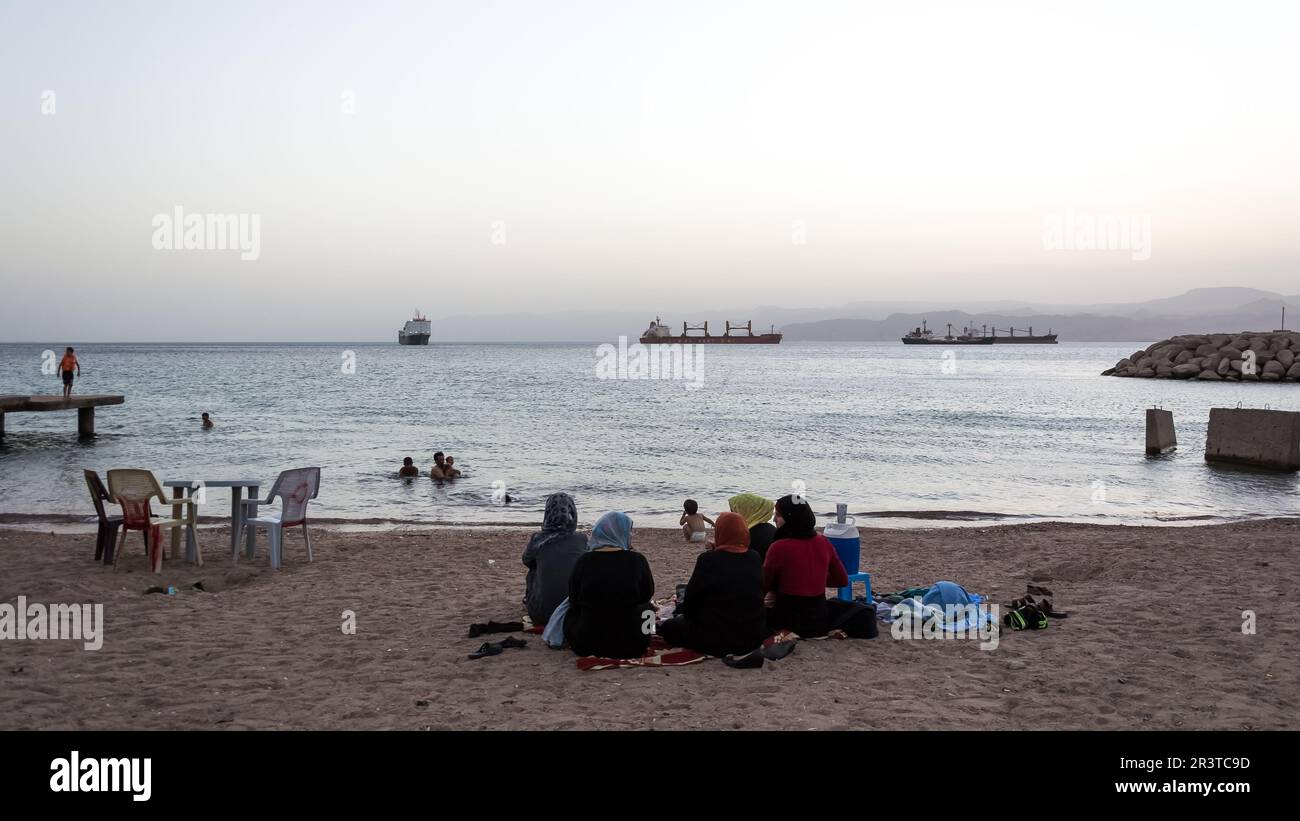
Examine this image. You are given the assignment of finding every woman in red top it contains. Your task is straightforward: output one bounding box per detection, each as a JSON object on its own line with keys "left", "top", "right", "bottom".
{"left": 763, "top": 494, "right": 848, "bottom": 637}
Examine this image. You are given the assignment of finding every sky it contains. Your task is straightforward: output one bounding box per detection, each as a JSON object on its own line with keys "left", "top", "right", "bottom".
{"left": 2, "top": 0, "right": 1298, "bottom": 341}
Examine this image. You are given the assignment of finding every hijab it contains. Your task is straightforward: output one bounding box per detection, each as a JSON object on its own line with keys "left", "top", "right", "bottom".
{"left": 728, "top": 493, "right": 774, "bottom": 530}
{"left": 588, "top": 511, "right": 633, "bottom": 550}
{"left": 712, "top": 512, "right": 751, "bottom": 554}
{"left": 528, "top": 492, "right": 578, "bottom": 551}
{"left": 773, "top": 494, "right": 818, "bottom": 540}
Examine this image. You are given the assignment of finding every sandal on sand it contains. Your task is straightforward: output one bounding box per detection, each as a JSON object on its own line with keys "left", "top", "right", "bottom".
{"left": 467, "top": 637, "right": 528, "bottom": 659}
{"left": 1040, "top": 599, "right": 1069, "bottom": 619}
{"left": 468, "top": 642, "right": 504, "bottom": 660}
{"left": 722, "top": 650, "right": 764, "bottom": 669}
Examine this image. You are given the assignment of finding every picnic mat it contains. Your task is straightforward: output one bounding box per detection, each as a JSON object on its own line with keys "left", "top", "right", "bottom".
{"left": 575, "top": 636, "right": 709, "bottom": 671}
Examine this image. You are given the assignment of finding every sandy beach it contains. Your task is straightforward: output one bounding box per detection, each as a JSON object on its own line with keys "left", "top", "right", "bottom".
{"left": 1, "top": 519, "right": 1297, "bottom": 731}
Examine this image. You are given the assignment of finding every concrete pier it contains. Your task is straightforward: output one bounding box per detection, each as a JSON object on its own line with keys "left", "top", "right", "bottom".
{"left": 1204, "top": 407, "right": 1300, "bottom": 471}
{"left": 0, "top": 395, "right": 125, "bottom": 438}
{"left": 1145, "top": 408, "right": 1177, "bottom": 454}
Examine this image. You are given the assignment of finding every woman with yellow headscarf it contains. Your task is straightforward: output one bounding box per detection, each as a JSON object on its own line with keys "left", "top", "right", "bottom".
{"left": 728, "top": 493, "right": 777, "bottom": 559}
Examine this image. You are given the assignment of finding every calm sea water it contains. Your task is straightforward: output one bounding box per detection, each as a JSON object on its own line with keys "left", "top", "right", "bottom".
{"left": 2, "top": 341, "right": 1297, "bottom": 528}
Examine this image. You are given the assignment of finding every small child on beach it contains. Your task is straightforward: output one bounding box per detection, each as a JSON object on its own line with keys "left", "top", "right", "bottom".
{"left": 680, "top": 499, "right": 713, "bottom": 543}
{"left": 399, "top": 457, "right": 419, "bottom": 478}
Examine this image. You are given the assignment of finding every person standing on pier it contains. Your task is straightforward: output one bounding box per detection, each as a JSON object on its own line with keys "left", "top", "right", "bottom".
{"left": 58, "top": 347, "right": 80, "bottom": 399}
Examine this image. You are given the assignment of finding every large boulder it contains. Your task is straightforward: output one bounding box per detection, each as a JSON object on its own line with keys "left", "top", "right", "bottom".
{"left": 1277, "top": 349, "right": 1295, "bottom": 369}
{"left": 1173, "top": 349, "right": 1193, "bottom": 365}
{"left": 1195, "top": 343, "right": 1220, "bottom": 357}
{"left": 1288, "top": 363, "right": 1300, "bottom": 379}
{"left": 1216, "top": 357, "right": 1232, "bottom": 375}
{"left": 1196, "top": 370, "right": 1222, "bottom": 380}
{"left": 1263, "top": 360, "right": 1286, "bottom": 376}
{"left": 1171, "top": 364, "right": 1200, "bottom": 378}
{"left": 1262, "top": 372, "right": 1282, "bottom": 382}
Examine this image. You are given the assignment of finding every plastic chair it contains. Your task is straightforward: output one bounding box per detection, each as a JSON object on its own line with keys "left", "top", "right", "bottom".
{"left": 106, "top": 469, "right": 199, "bottom": 573}
{"left": 83, "top": 470, "right": 123, "bottom": 564}
{"left": 235, "top": 467, "right": 320, "bottom": 570}
{"left": 838, "top": 573, "right": 873, "bottom": 603}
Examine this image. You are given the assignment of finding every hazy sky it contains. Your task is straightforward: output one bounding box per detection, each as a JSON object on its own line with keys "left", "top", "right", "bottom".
{"left": 2, "top": 1, "right": 1298, "bottom": 341}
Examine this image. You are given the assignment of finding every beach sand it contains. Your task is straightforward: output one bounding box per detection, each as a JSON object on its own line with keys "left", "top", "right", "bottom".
{"left": 1, "top": 519, "right": 1296, "bottom": 730}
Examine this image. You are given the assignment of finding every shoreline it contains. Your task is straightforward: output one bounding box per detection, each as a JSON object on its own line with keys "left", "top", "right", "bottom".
{"left": 3, "top": 511, "right": 1292, "bottom": 535}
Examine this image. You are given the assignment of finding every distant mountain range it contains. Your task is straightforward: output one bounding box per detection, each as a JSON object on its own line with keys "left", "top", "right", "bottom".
{"left": 428, "top": 288, "right": 1298, "bottom": 343}
{"left": 778, "top": 288, "right": 1299, "bottom": 342}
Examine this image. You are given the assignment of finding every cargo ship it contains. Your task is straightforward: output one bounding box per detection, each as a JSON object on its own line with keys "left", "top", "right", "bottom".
{"left": 901, "top": 321, "right": 1058, "bottom": 344}
{"left": 640, "top": 318, "right": 782, "bottom": 344}
{"left": 988, "top": 325, "right": 1057, "bottom": 344}
{"left": 398, "top": 312, "right": 431, "bottom": 345}
{"left": 901, "top": 321, "right": 994, "bottom": 345}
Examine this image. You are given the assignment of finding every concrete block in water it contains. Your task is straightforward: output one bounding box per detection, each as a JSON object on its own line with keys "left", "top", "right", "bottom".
{"left": 1145, "top": 408, "right": 1177, "bottom": 455}
{"left": 1204, "top": 408, "right": 1300, "bottom": 471}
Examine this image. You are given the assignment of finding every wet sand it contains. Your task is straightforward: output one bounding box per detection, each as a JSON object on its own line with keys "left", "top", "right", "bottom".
{"left": 1, "top": 519, "right": 1296, "bottom": 730}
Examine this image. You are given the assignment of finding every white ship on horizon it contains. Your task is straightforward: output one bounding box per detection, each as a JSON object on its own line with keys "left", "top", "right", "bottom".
{"left": 398, "top": 312, "right": 431, "bottom": 345}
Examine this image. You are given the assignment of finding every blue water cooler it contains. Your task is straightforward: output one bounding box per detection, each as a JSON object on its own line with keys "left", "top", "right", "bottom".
{"left": 824, "top": 504, "right": 871, "bottom": 602}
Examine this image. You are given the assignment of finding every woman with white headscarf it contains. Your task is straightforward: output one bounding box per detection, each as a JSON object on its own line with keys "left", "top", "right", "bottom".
{"left": 562, "top": 511, "right": 655, "bottom": 658}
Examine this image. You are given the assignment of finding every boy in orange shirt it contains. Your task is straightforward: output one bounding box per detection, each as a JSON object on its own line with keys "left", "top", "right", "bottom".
{"left": 59, "top": 347, "right": 80, "bottom": 399}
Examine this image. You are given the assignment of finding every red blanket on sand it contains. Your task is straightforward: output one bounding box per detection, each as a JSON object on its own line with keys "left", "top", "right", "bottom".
{"left": 526, "top": 622, "right": 709, "bottom": 670}
{"left": 574, "top": 636, "right": 709, "bottom": 671}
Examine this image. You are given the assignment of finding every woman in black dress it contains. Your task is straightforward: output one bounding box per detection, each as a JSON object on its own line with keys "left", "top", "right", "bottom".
{"left": 563, "top": 511, "right": 655, "bottom": 658}
{"left": 658, "top": 511, "right": 767, "bottom": 656}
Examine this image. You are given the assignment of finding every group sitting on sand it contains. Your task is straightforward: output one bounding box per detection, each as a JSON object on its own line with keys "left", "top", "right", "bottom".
{"left": 397, "top": 451, "right": 463, "bottom": 480}
{"left": 521, "top": 491, "right": 873, "bottom": 661}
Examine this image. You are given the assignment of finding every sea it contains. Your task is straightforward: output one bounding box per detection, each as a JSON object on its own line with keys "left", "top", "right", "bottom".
{"left": 1, "top": 341, "right": 1297, "bottom": 529}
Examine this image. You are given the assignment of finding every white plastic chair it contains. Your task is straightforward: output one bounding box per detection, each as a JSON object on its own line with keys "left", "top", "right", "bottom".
{"left": 235, "top": 467, "right": 320, "bottom": 569}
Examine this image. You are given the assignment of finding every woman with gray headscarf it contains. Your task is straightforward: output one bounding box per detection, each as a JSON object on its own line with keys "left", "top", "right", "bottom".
{"left": 522, "top": 493, "right": 587, "bottom": 624}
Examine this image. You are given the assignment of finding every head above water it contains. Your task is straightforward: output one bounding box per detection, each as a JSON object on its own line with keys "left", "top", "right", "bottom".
{"left": 434, "top": 452, "right": 445, "bottom": 465}
{"left": 403, "top": 457, "right": 413, "bottom": 466}
{"left": 202, "top": 413, "right": 210, "bottom": 420}
{"left": 683, "top": 499, "right": 698, "bottom": 515}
